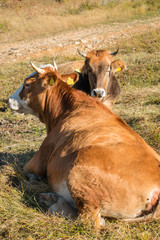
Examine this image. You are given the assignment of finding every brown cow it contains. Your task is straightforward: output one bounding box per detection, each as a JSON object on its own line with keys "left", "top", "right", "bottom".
{"left": 74, "top": 49, "right": 126, "bottom": 108}
{"left": 58, "top": 60, "right": 84, "bottom": 75}
{"left": 8, "top": 61, "right": 78, "bottom": 115}
{"left": 8, "top": 62, "right": 160, "bottom": 229}
{"left": 57, "top": 49, "right": 126, "bottom": 109}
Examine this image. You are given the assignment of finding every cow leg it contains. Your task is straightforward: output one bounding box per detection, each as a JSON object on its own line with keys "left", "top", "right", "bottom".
{"left": 49, "top": 198, "right": 78, "bottom": 219}
{"left": 24, "top": 150, "right": 47, "bottom": 177}
{"left": 39, "top": 192, "right": 78, "bottom": 219}
{"left": 24, "top": 135, "right": 55, "bottom": 177}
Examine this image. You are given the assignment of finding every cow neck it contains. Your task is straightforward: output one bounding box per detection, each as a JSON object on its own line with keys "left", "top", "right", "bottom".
{"left": 105, "top": 73, "right": 120, "bottom": 100}
{"left": 73, "top": 73, "right": 91, "bottom": 95}
{"left": 43, "top": 80, "right": 76, "bottom": 134}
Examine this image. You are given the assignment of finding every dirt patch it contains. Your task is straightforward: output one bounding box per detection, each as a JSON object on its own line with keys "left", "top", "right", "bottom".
{"left": 0, "top": 16, "right": 160, "bottom": 65}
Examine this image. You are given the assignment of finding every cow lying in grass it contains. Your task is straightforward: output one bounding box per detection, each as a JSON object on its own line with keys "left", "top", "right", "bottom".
{"left": 74, "top": 49, "right": 126, "bottom": 108}
{"left": 8, "top": 62, "right": 160, "bottom": 229}
{"left": 58, "top": 48, "right": 126, "bottom": 109}
{"left": 9, "top": 49, "right": 126, "bottom": 118}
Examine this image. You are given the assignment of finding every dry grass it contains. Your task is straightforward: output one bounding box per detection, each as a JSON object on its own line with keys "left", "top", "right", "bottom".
{"left": 0, "top": 1, "right": 160, "bottom": 239}
{"left": 0, "top": 0, "right": 160, "bottom": 43}
{"left": 0, "top": 28, "right": 160, "bottom": 238}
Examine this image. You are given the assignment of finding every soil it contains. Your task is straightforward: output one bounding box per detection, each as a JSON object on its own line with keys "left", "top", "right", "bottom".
{"left": 0, "top": 16, "right": 160, "bottom": 65}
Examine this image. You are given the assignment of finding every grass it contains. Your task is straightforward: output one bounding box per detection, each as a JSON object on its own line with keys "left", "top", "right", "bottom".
{"left": 0, "top": 0, "right": 160, "bottom": 43}
{"left": 0, "top": 1, "right": 160, "bottom": 239}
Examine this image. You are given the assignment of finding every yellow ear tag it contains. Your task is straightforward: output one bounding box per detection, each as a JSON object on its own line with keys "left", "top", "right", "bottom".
{"left": 50, "top": 77, "right": 54, "bottom": 86}
{"left": 75, "top": 68, "right": 81, "bottom": 73}
{"left": 67, "top": 77, "right": 74, "bottom": 86}
{"left": 116, "top": 67, "right": 122, "bottom": 72}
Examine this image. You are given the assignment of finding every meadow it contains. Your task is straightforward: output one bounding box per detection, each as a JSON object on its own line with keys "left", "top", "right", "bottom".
{"left": 0, "top": 0, "right": 160, "bottom": 239}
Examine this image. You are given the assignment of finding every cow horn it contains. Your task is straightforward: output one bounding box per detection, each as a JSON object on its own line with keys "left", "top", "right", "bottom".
{"left": 53, "top": 59, "right": 58, "bottom": 70}
{"left": 110, "top": 48, "right": 119, "bottom": 56}
{"left": 30, "top": 61, "right": 45, "bottom": 74}
{"left": 77, "top": 49, "right": 87, "bottom": 58}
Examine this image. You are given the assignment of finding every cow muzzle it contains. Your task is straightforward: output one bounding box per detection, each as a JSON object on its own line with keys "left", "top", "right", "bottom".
{"left": 8, "top": 84, "right": 24, "bottom": 111}
{"left": 8, "top": 97, "right": 21, "bottom": 111}
{"left": 8, "top": 84, "right": 34, "bottom": 115}
{"left": 91, "top": 88, "right": 106, "bottom": 100}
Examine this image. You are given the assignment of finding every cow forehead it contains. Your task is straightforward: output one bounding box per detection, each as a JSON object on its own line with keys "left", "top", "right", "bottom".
{"left": 88, "top": 55, "right": 112, "bottom": 67}
{"left": 26, "top": 64, "right": 55, "bottom": 80}
{"left": 87, "top": 51, "right": 112, "bottom": 65}
{"left": 87, "top": 50, "right": 112, "bottom": 59}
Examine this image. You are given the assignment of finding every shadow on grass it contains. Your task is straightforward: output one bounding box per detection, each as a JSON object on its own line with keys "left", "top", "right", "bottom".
{"left": 0, "top": 150, "right": 52, "bottom": 212}
{"left": 122, "top": 116, "right": 144, "bottom": 128}
{"left": 0, "top": 149, "right": 35, "bottom": 167}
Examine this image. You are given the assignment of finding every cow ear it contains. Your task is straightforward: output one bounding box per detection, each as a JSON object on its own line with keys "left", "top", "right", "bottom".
{"left": 49, "top": 77, "right": 55, "bottom": 86}
{"left": 111, "top": 60, "right": 126, "bottom": 73}
{"left": 49, "top": 72, "right": 59, "bottom": 86}
{"left": 61, "top": 73, "right": 79, "bottom": 86}
{"left": 77, "top": 49, "right": 86, "bottom": 58}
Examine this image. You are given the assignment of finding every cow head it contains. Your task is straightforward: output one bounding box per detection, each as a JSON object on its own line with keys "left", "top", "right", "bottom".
{"left": 78, "top": 49, "right": 126, "bottom": 103}
{"left": 8, "top": 60, "right": 59, "bottom": 121}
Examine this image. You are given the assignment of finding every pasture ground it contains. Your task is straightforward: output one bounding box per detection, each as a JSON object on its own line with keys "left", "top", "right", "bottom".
{"left": 0, "top": 0, "right": 160, "bottom": 239}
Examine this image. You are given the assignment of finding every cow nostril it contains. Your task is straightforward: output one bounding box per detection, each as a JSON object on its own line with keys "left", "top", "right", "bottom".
{"left": 93, "top": 89, "right": 97, "bottom": 97}
{"left": 91, "top": 89, "right": 106, "bottom": 98}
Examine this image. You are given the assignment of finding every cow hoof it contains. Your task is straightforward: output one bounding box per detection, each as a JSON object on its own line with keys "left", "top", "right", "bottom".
{"left": 99, "top": 216, "right": 105, "bottom": 226}
{"left": 39, "top": 192, "right": 60, "bottom": 207}
{"left": 48, "top": 197, "right": 78, "bottom": 219}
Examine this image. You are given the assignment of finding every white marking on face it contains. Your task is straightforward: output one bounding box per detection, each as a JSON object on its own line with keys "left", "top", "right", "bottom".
{"left": 106, "top": 66, "right": 110, "bottom": 72}
{"left": 105, "top": 70, "right": 110, "bottom": 79}
{"left": 9, "top": 64, "right": 55, "bottom": 115}
{"left": 9, "top": 83, "right": 35, "bottom": 115}
{"left": 8, "top": 84, "right": 23, "bottom": 111}
{"left": 91, "top": 88, "right": 106, "bottom": 101}
{"left": 19, "top": 99, "right": 35, "bottom": 115}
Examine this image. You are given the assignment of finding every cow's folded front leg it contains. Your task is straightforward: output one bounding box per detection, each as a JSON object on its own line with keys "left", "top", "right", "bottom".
{"left": 24, "top": 135, "right": 55, "bottom": 177}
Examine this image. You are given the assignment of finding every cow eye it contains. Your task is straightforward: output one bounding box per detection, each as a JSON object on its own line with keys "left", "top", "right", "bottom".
{"left": 98, "top": 65, "right": 102, "bottom": 72}
{"left": 88, "top": 68, "right": 92, "bottom": 73}
{"left": 25, "top": 83, "right": 30, "bottom": 88}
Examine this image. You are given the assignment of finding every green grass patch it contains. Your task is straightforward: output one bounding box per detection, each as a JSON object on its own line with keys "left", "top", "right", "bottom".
{"left": 65, "top": 2, "right": 99, "bottom": 15}
{"left": 118, "top": 28, "right": 160, "bottom": 54}
{"left": 121, "top": 59, "right": 160, "bottom": 87}
{"left": 115, "top": 86, "right": 160, "bottom": 153}
{"left": 113, "top": 29, "right": 160, "bottom": 87}
{"left": 0, "top": 21, "right": 8, "bottom": 32}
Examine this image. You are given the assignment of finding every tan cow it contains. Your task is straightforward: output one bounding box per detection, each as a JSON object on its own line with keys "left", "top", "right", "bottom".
{"left": 8, "top": 62, "right": 160, "bottom": 229}
{"left": 8, "top": 62, "right": 78, "bottom": 116}
{"left": 58, "top": 60, "right": 84, "bottom": 75}
{"left": 75, "top": 49, "right": 126, "bottom": 108}
{"left": 56, "top": 49, "right": 126, "bottom": 109}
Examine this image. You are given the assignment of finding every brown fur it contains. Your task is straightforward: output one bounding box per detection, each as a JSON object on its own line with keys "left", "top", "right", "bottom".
{"left": 61, "top": 72, "right": 79, "bottom": 85}
{"left": 16, "top": 66, "right": 160, "bottom": 228}
{"left": 58, "top": 60, "right": 84, "bottom": 75}
{"left": 79, "top": 50, "right": 126, "bottom": 108}
{"left": 57, "top": 50, "right": 126, "bottom": 109}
